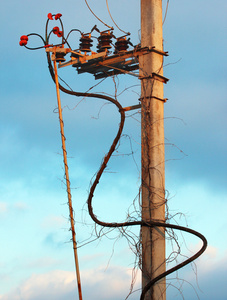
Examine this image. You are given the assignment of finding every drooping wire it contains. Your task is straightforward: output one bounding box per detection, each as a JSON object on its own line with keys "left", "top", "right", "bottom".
{"left": 86, "top": 115, "right": 207, "bottom": 300}
{"left": 163, "top": 0, "right": 169, "bottom": 25}
{"left": 48, "top": 60, "right": 206, "bottom": 300}
{"left": 106, "top": 0, "right": 130, "bottom": 35}
{"left": 84, "top": 0, "right": 113, "bottom": 29}
{"left": 45, "top": 47, "right": 207, "bottom": 300}
{"left": 65, "top": 29, "right": 82, "bottom": 47}
{"left": 24, "top": 33, "right": 46, "bottom": 50}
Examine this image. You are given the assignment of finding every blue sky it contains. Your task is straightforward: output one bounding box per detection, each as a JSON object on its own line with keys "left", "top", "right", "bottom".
{"left": 1, "top": 0, "right": 227, "bottom": 299}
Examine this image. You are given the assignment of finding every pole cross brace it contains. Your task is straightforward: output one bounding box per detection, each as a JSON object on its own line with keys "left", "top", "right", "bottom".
{"left": 46, "top": 45, "right": 169, "bottom": 80}
{"left": 139, "top": 96, "right": 168, "bottom": 103}
{"left": 147, "top": 46, "right": 169, "bottom": 57}
{"left": 139, "top": 72, "right": 169, "bottom": 84}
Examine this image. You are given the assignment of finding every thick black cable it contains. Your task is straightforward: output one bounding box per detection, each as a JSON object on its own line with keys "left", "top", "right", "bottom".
{"left": 22, "top": 13, "right": 207, "bottom": 297}
{"left": 46, "top": 50, "right": 207, "bottom": 300}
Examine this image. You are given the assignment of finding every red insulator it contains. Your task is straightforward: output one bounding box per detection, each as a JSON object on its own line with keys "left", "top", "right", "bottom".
{"left": 20, "top": 35, "right": 28, "bottom": 41}
{"left": 19, "top": 40, "right": 27, "bottom": 46}
{"left": 97, "top": 32, "right": 112, "bottom": 53}
{"left": 53, "top": 26, "right": 60, "bottom": 35}
{"left": 57, "top": 31, "right": 63, "bottom": 37}
{"left": 114, "top": 37, "right": 129, "bottom": 53}
{"left": 47, "top": 13, "right": 53, "bottom": 20}
{"left": 79, "top": 35, "right": 93, "bottom": 52}
{"left": 19, "top": 35, "right": 28, "bottom": 46}
{"left": 55, "top": 13, "right": 62, "bottom": 20}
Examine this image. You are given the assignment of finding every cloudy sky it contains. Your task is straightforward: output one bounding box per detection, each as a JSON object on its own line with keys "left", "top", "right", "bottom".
{"left": 1, "top": 0, "right": 226, "bottom": 299}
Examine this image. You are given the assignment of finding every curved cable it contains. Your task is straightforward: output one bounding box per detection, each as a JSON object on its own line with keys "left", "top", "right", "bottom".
{"left": 21, "top": 11, "right": 207, "bottom": 297}
{"left": 163, "top": 0, "right": 169, "bottom": 25}
{"left": 86, "top": 121, "right": 207, "bottom": 300}
{"left": 65, "top": 29, "right": 82, "bottom": 42}
{"left": 106, "top": 0, "right": 130, "bottom": 35}
{"left": 43, "top": 31, "right": 207, "bottom": 299}
{"left": 23, "top": 33, "right": 46, "bottom": 50}
{"left": 46, "top": 53, "right": 207, "bottom": 299}
{"left": 84, "top": 0, "right": 113, "bottom": 29}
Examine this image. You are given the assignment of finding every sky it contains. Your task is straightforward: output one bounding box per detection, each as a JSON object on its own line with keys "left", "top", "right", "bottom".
{"left": 1, "top": 0, "right": 227, "bottom": 299}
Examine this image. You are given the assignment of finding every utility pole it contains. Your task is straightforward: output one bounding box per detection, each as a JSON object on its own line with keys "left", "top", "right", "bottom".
{"left": 140, "top": 0, "right": 166, "bottom": 299}
{"left": 21, "top": 5, "right": 209, "bottom": 300}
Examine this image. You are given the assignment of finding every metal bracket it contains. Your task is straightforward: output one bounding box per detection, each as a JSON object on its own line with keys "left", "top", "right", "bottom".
{"left": 139, "top": 96, "right": 168, "bottom": 103}
{"left": 147, "top": 46, "right": 169, "bottom": 56}
{"left": 139, "top": 72, "right": 169, "bottom": 84}
{"left": 46, "top": 45, "right": 169, "bottom": 80}
{"left": 122, "top": 104, "right": 141, "bottom": 111}
{"left": 58, "top": 50, "right": 108, "bottom": 68}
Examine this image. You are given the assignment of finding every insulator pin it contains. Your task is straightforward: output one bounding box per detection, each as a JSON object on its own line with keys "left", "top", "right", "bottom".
{"left": 79, "top": 35, "right": 93, "bottom": 52}
{"left": 55, "top": 52, "right": 66, "bottom": 62}
{"left": 114, "top": 37, "right": 129, "bottom": 53}
{"left": 97, "top": 32, "right": 112, "bottom": 53}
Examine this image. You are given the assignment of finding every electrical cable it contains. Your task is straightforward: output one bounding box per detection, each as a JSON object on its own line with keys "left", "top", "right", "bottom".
{"left": 65, "top": 29, "right": 82, "bottom": 48}
{"left": 86, "top": 112, "right": 207, "bottom": 300}
{"left": 46, "top": 49, "right": 207, "bottom": 299}
{"left": 21, "top": 15, "right": 207, "bottom": 299}
{"left": 106, "top": 0, "right": 130, "bottom": 35}
{"left": 84, "top": 0, "right": 113, "bottom": 29}
{"left": 24, "top": 33, "right": 46, "bottom": 50}
{"left": 163, "top": 0, "right": 169, "bottom": 25}
{"left": 45, "top": 16, "right": 64, "bottom": 46}
{"left": 44, "top": 22, "right": 208, "bottom": 295}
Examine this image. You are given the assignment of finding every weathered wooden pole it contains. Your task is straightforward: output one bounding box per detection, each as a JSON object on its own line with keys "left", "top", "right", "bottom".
{"left": 140, "top": 0, "right": 166, "bottom": 299}
{"left": 53, "top": 58, "right": 83, "bottom": 300}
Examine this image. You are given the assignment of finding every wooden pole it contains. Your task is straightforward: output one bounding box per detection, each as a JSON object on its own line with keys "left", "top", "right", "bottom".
{"left": 140, "top": 0, "right": 166, "bottom": 299}
{"left": 53, "top": 58, "right": 83, "bottom": 300}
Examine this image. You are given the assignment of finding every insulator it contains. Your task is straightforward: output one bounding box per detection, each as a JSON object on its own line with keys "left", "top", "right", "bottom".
{"left": 55, "top": 52, "right": 66, "bottom": 63}
{"left": 114, "top": 37, "right": 129, "bottom": 53}
{"left": 97, "top": 32, "right": 112, "bottom": 53}
{"left": 79, "top": 35, "right": 93, "bottom": 52}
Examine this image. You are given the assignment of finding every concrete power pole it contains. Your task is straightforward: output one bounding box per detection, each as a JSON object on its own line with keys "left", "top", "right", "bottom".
{"left": 140, "top": 0, "right": 166, "bottom": 299}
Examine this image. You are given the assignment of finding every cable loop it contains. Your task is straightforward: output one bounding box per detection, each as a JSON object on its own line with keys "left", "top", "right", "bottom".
{"left": 46, "top": 49, "right": 207, "bottom": 299}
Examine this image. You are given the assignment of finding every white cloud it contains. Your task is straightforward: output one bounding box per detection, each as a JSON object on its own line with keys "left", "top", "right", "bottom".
{"left": 0, "top": 202, "right": 7, "bottom": 214}
{"left": 41, "top": 215, "right": 67, "bottom": 229}
{"left": 0, "top": 270, "right": 75, "bottom": 300}
{"left": 196, "top": 246, "right": 227, "bottom": 276}
{"left": 13, "top": 202, "right": 29, "bottom": 212}
{"left": 2, "top": 250, "right": 226, "bottom": 300}
{"left": 0, "top": 266, "right": 141, "bottom": 300}
{"left": 0, "top": 201, "right": 28, "bottom": 216}
{"left": 166, "top": 244, "right": 227, "bottom": 299}
{"left": 25, "top": 257, "right": 61, "bottom": 270}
